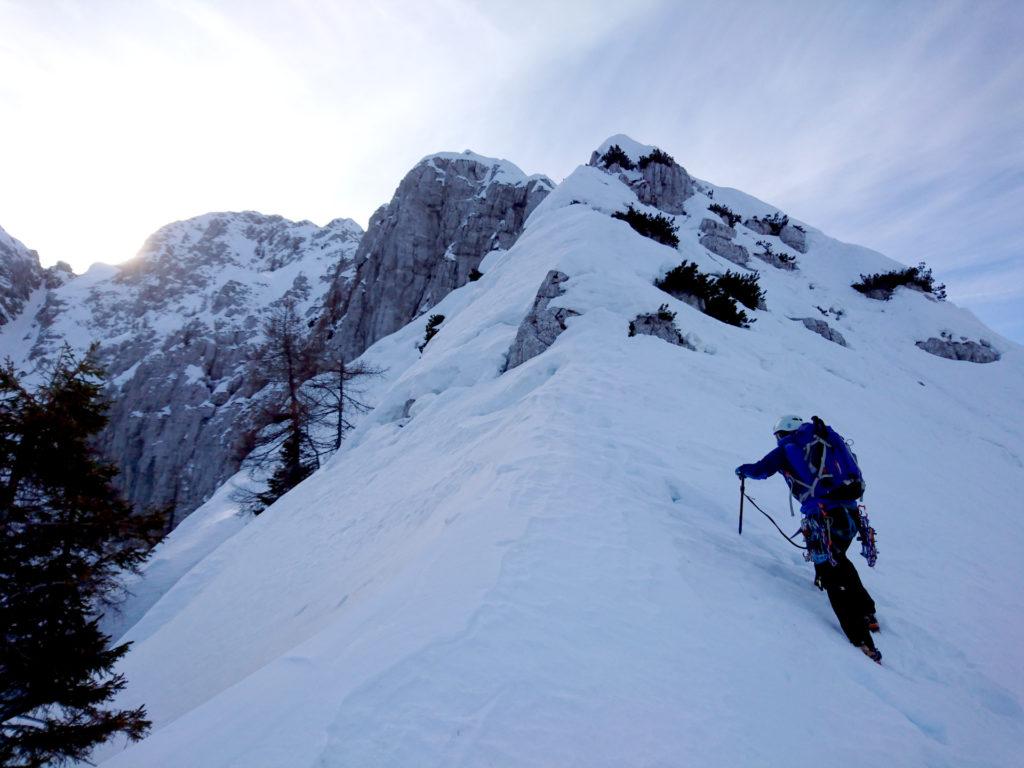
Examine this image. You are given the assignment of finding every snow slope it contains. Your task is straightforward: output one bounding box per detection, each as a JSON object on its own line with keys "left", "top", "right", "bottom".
{"left": 96, "top": 142, "right": 1024, "bottom": 767}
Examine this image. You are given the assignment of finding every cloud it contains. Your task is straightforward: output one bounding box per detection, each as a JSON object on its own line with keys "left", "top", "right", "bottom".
{"left": 0, "top": 0, "right": 1020, "bottom": 341}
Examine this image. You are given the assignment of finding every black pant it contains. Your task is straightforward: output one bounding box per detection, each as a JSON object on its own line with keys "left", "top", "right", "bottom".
{"left": 814, "top": 536, "right": 877, "bottom": 647}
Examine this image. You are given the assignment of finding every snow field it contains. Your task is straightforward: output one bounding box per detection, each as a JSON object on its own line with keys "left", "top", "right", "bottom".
{"left": 97, "top": 158, "right": 1024, "bottom": 766}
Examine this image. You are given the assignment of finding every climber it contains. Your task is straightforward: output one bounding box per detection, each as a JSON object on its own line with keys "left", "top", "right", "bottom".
{"left": 736, "top": 415, "right": 882, "bottom": 663}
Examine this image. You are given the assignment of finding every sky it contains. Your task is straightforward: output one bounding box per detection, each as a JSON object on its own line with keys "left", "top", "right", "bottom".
{"left": 1, "top": 0, "right": 1021, "bottom": 342}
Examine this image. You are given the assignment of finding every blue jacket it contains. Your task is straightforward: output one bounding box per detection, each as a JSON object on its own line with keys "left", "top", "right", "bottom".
{"left": 737, "top": 428, "right": 852, "bottom": 516}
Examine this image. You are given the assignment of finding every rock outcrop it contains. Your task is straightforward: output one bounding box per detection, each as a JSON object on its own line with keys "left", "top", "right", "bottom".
{"left": 0, "top": 225, "right": 45, "bottom": 325}
{"left": 324, "top": 152, "right": 553, "bottom": 361}
{"left": 505, "top": 270, "right": 578, "bottom": 370}
{"left": 752, "top": 243, "right": 797, "bottom": 271}
{"left": 701, "top": 236, "right": 750, "bottom": 267}
{"left": 742, "top": 217, "right": 772, "bottom": 236}
{"left": 742, "top": 214, "right": 807, "bottom": 254}
{"left": 794, "top": 317, "right": 847, "bottom": 347}
{"left": 629, "top": 308, "right": 693, "bottom": 349}
{"left": 699, "top": 217, "right": 736, "bottom": 240}
{"left": 588, "top": 137, "right": 694, "bottom": 215}
{"left": 779, "top": 223, "right": 807, "bottom": 253}
{"left": 698, "top": 216, "right": 750, "bottom": 266}
{"left": 916, "top": 337, "right": 1000, "bottom": 363}
{"left": 631, "top": 161, "right": 694, "bottom": 215}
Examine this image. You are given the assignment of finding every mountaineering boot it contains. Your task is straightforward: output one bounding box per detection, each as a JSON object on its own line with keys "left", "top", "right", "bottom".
{"left": 859, "top": 642, "right": 882, "bottom": 664}
{"left": 866, "top": 614, "right": 880, "bottom": 633}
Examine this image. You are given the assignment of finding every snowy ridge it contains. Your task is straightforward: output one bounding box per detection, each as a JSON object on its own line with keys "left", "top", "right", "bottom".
{"left": 95, "top": 138, "right": 1023, "bottom": 766}
{"left": 593, "top": 133, "right": 659, "bottom": 164}
{"left": 423, "top": 150, "right": 554, "bottom": 190}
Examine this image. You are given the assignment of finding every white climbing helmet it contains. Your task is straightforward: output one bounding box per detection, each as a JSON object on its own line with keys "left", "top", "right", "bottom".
{"left": 773, "top": 415, "right": 804, "bottom": 436}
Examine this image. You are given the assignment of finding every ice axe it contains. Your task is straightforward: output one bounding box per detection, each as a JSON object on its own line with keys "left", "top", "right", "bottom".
{"left": 738, "top": 477, "right": 745, "bottom": 535}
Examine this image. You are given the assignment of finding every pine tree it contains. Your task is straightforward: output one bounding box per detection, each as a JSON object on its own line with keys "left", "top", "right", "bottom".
{"left": 236, "top": 300, "right": 386, "bottom": 514}
{"left": 238, "top": 299, "right": 320, "bottom": 514}
{"left": 304, "top": 354, "right": 382, "bottom": 453}
{"left": 254, "top": 425, "right": 315, "bottom": 511}
{"left": 0, "top": 344, "right": 162, "bottom": 767}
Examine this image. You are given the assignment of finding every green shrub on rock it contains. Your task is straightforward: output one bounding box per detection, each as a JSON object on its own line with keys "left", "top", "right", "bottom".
{"left": 638, "top": 148, "right": 676, "bottom": 169}
{"left": 655, "top": 260, "right": 763, "bottom": 329}
{"left": 418, "top": 314, "right": 445, "bottom": 352}
{"left": 655, "top": 261, "right": 715, "bottom": 298}
{"left": 611, "top": 205, "right": 680, "bottom": 248}
{"left": 852, "top": 262, "right": 946, "bottom": 301}
{"left": 600, "top": 144, "right": 636, "bottom": 170}
{"left": 709, "top": 203, "right": 741, "bottom": 228}
{"left": 714, "top": 270, "right": 766, "bottom": 310}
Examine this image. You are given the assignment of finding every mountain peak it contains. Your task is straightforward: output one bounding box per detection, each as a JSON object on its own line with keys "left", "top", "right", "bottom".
{"left": 0, "top": 223, "right": 44, "bottom": 326}
{"left": 592, "top": 134, "right": 660, "bottom": 165}
{"left": 418, "top": 150, "right": 553, "bottom": 190}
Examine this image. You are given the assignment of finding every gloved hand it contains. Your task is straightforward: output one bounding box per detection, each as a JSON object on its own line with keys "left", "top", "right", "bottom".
{"left": 735, "top": 465, "right": 750, "bottom": 478}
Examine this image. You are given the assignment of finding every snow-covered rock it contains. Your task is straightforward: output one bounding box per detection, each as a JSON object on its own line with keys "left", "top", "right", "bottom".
{"left": 699, "top": 216, "right": 736, "bottom": 240}
{"left": 504, "top": 270, "right": 578, "bottom": 370}
{"left": 753, "top": 242, "right": 798, "bottom": 271}
{"left": 701, "top": 235, "right": 751, "bottom": 266}
{"left": 0, "top": 224, "right": 46, "bottom": 325}
{"left": 779, "top": 222, "right": 808, "bottom": 253}
{"left": 916, "top": 336, "right": 1000, "bottom": 363}
{"left": 632, "top": 159, "right": 694, "bottom": 215}
{"left": 742, "top": 215, "right": 773, "bottom": 236}
{"left": 629, "top": 308, "right": 693, "bottom": 348}
{"left": 321, "top": 151, "right": 553, "bottom": 362}
{"left": 0, "top": 213, "right": 363, "bottom": 522}
{"left": 589, "top": 134, "right": 695, "bottom": 214}
{"left": 794, "top": 316, "right": 848, "bottom": 347}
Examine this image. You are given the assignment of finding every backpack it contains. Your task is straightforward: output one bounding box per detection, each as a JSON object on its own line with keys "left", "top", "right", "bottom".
{"left": 780, "top": 416, "right": 865, "bottom": 504}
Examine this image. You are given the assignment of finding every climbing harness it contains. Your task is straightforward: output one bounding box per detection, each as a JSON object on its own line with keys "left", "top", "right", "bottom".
{"left": 736, "top": 482, "right": 878, "bottom": 567}
{"left": 802, "top": 506, "right": 837, "bottom": 566}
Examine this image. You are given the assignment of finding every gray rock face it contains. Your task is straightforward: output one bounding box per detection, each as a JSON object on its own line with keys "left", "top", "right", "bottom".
{"left": 916, "top": 337, "right": 1000, "bottom": 363}
{"left": 742, "top": 217, "right": 773, "bottom": 236}
{"left": 43, "top": 261, "right": 74, "bottom": 289}
{"left": 324, "top": 152, "right": 553, "bottom": 361}
{"left": 632, "top": 161, "right": 694, "bottom": 214}
{"left": 779, "top": 224, "right": 807, "bottom": 253}
{"left": 2, "top": 212, "right": 363, "bottom": 525}
{"left": 700, "top": 235, "right": 750, "bottom": 267}
{"left": 629, "top": 309, "right": 693, "bottom": 349}
{"left": 753, "top": 244, "right": 797, "bottom": 271}
{"left": 860, "top": 288, "right": 894, "bottom": 301}
{"left": 505, "top": 270, "right": 578, "bottom": 370}
{"left": 0, "top": 225, "right": 45, "bottom": 325}
{"left": 742, "top": 215, "right": 807, "bottom": 254}
{"left": 587, "top": 150, "right": 694, "bottom": 215}
{"left": 794, "top": 317, "right": 847, "bottom": 347}
{"left": 699, "top": 217, "right": 736, "bottom": 240}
